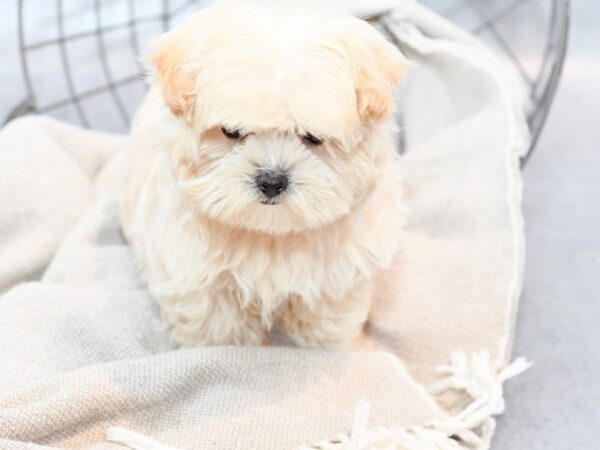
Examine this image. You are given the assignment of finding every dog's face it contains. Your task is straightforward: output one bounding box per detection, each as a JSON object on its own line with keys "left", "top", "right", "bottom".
{"left": 150, "top": 1, "right": 407, "bottom": 234}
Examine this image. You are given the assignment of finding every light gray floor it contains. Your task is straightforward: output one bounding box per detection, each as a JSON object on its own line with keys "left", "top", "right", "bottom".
{"left": 0, "top": 1, "right": 598, "bottom": 449}
{"left": 494, "top": 2, "right": 600, "bottom": 449}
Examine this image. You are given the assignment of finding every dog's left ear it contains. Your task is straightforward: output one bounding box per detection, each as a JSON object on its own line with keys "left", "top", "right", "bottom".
{"left": 336, "top": 18, "right": 408, "bottom": 123}
{"left": 150, "top": 34, "right": 195, "bottom": 118}
{"left": 148, "top": 12, "right": 208, "bottom": 119}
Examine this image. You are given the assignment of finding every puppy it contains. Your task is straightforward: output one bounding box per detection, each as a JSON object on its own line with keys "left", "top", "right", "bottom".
{"left": 118, "top": 0, "right": 407, "bottom": 348}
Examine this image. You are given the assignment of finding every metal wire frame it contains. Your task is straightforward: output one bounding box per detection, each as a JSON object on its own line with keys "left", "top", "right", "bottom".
{"left": 465, "top": 0, "right": 569, "bottom": 165}
{"left": 10, "top": 0, "right": 201, "bottom": 122}
{"left": 522, "top": 0, "right": 570, "bottom": 164}
{"left": 56, "top": 0, "right": 89, "bottom": 127}
{"left": 421, "top": 0, "right": 570, "bottom": 165}
{"left": 8, "top": 0, "right": 569, "bottom": 166}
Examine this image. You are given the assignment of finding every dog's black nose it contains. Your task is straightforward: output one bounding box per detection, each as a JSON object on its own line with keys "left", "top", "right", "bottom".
{"left": 256, "top": 171, "right": 289, "bottom": 199}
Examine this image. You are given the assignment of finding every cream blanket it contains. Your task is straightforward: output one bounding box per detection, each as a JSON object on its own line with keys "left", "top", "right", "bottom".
{"left": 0, "top": 4, "right": 530, "bottom": 449}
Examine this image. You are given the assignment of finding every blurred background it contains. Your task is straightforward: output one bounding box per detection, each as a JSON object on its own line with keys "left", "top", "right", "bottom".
{"left": 0, "top": 1, "right": 597, "bottom": 448}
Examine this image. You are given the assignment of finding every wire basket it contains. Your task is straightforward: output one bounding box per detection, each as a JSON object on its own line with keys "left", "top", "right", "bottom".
{"left": 7, "top": 0, "right": 569, "bottom": 164}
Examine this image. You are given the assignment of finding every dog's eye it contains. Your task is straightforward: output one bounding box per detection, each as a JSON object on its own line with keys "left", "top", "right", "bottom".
{"left": 221, "top": 127, "right": 244, "bottom": 140}
{"left": 300, "top": 132, "right": 324, "bottom": 146}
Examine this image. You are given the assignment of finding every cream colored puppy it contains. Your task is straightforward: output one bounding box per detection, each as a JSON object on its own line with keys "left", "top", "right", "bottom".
{"left": 118, "top": 0, "right": 407, "bottom": 348}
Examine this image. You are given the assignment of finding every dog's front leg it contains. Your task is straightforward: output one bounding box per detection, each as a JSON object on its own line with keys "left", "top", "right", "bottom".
{"left": 160, "top": 283, "right": 266, "bottom": 347}
{"left": 281, "top": 279, "right": 373, "bottom": 349}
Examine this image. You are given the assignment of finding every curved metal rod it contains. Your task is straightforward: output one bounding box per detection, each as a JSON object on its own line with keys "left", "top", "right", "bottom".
{"left": 162, "top": 0, "right": 171, "bottom": 32}
{"left": 531, "top": 1, "right": 559, "bottom": 100}
{"left": 57, "top": 0, "right": 89, "bottom": 126}
{"left": 94, "top": 0, "right": 130, "bottom": 126}
{"left": 521, "top": 0, "right": 570, "bottom": 167}
{"left": 127, "top": 0, "right": 145, "bottom": 75}
{"left": 17, "top": 0, "right": 35, "bottom": 110}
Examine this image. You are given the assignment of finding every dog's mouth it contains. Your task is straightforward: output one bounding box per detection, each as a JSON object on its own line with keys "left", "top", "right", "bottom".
{"left": 259, "top": 199, "right": 282, "bottom": 206}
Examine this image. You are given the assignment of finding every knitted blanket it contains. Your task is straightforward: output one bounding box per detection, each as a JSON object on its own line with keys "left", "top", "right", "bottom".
{"left": 0, "top": 3, "right": 530, "bottom": 449}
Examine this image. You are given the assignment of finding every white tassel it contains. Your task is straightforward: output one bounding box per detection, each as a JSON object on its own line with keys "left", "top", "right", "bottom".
{"left": 105, "top": 351, "right": 530, "bottom": 450}
{"left": 428, "top": 350, "right": 531, "bottom": 449}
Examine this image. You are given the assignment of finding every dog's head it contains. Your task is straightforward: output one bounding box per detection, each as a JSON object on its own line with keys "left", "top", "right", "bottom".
{"left": 149, "top": 0, "right": 407, "bottom": 234}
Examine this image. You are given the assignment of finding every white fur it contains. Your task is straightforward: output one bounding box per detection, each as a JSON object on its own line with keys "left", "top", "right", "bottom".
{"left": 118, "top": 0, "right": 408, "bottom": 348}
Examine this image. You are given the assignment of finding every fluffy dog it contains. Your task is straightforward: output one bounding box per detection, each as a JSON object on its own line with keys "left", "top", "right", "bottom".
{"left": 118, "top": 0, "right": 407, "bottom": 348}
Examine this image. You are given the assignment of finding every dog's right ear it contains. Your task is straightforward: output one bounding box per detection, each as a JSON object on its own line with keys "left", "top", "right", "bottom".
{"left": 331, "top": 17, "right": 408, "bottom": 124}
{"left": 148, "top": 17, "right": 202, "bottom": 119}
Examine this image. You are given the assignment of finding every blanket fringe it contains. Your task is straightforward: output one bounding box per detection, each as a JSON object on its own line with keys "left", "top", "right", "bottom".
{"left": 302, "top": 350, "right": 531, "bottom": 450}
{"left": 106, "top": 351, "right": 530, "bottom": 450}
